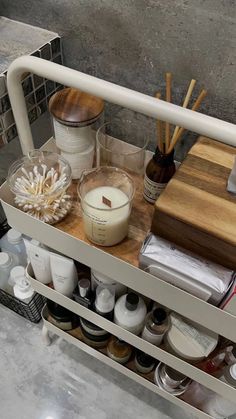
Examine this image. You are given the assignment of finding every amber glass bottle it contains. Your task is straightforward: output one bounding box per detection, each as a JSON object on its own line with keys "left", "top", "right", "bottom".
{"left": 143, "top": 147, "right": 176, "bottom": 204}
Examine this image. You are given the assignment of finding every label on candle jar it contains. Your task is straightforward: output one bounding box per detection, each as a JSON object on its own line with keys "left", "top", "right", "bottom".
{"left": 143, "top": 174, "right": 167, "bottom": 203}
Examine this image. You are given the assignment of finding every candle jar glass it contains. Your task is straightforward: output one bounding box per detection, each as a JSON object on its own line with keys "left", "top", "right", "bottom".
{"left": 96, "top": 120, "right": 149, "bottom": 175}
{"left": 78, "top": 166, "right": 135, "bottom": 246}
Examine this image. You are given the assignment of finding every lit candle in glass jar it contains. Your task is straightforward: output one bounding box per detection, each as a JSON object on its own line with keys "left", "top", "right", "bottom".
{"left": 78, "top": 167, "right": 134, "bottom": 246}
{"left": 82, "top": 186, "right": 130, "bottom": 246}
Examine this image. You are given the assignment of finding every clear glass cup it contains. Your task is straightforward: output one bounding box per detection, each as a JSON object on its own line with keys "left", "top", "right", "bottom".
{"left": 96, "top": 120, "right": 149, "bottom": 175}
{"left": 78, "top": 166, "right": 135, "bottom": 246}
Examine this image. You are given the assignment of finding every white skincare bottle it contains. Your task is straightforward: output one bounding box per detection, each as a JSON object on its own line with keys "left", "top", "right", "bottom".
{"left": 50, "top": 253, "right": 77, "bottom": 297}
{"left": 114, "top": 292, "right": 147, "bottom": 335}
{"left": 95, "top": 285, "right": 115, "bottom": 320}
{"left": 24, "top": 239, "right": 52, "bottom": 284}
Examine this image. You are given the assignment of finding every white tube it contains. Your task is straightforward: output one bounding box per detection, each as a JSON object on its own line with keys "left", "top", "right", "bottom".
{"left": 50, "top": 253, "right": 77, "bottom": 297}
{"left": 24, "top": 239, "right": 52, "bottom": 284}
{"left": 7, "top": 56, "right": 236, "bottom": 155}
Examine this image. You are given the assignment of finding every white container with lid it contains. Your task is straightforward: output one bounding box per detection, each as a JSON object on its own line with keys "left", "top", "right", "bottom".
{"left": 49, "top": 88, "right": 104, "bottom": 179}
{"left": 0, "top": 252, "right": 18, "bottom": 290}
{"left": 91, "top": 269, "right": 127, "bottom": 298}
{"left": 164, "top": 312, "right": 218, "bottom": 362}
{"left": 0, "top": 228, "right": 27, "bottom": 266}
{"left": 61, "top": 142, "right": 95, "bottom": 180}
{"left": 114, "top": 292, "right": 147, "bottom": 335}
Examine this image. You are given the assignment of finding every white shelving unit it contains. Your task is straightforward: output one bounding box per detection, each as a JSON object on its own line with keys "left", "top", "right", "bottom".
{"left": 2, "top": 56, "right": 236, "bottom": 418}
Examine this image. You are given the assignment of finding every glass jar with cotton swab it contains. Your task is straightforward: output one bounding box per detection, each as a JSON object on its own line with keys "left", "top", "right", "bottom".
{"left": 7, "top": 150, "right": 72, "bottom": 224}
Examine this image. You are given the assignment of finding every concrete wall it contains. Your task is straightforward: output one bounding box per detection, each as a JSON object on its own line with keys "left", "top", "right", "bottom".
{"left": 1, "top": 0, "right": 236, "bottom": 158}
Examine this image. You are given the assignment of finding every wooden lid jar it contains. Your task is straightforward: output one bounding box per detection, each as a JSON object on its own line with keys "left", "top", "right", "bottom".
{"left": 49, "top": 88, "right": 104, "bottom": 153}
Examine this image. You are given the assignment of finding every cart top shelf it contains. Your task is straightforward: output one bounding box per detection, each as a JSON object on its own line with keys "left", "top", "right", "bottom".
{"left": 2, "top": 137, "right": 236, "bottom": 342}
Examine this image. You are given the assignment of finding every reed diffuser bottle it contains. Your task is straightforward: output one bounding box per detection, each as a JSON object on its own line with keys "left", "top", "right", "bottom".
{"left": 143, "top": 147, "right": 175, "bottom": 204}
{"left": 143, "top": 72, "right": 207, "bottom": 204}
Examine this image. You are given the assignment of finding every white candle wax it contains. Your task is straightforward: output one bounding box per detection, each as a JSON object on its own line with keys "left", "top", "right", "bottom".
{"left": 82, "top": 186, "right": 130, "bottom": 246}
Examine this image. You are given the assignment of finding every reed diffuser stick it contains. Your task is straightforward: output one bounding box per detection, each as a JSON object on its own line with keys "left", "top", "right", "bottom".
{"left": 165, "top": 72, "right": 172, "bottom": 153}
{"left": 167, "top": 89, "right": 207, "bottom": 154}
{"left": 170, "top": 79, "right": 196, "bottom": 147}
{"left": 155, "top": 92, "right": 163, "bottom": 152}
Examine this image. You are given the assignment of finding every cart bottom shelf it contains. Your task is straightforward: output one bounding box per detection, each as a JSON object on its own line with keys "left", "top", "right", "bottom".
{"left": 42, "top": 306, "right": 213, "bottom": 419}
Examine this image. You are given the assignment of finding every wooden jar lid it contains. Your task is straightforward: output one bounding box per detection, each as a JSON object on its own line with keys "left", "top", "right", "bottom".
{"left": 49, "top": 87, "right": 104, "bottom": 127}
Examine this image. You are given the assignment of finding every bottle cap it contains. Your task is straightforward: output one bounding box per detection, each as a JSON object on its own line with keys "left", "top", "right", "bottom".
{"left": 152, "top": 308, "right": 167, "bottom": 325}
{"left": 135, "top": 350, "right": 155, "bottom": 367}
{"left": 125, "top": 293, "right": 139, "bottom": 311}
{"left": 230, "top": 364, "right": 236, "bottom": 380}
{"left": 7, "top": 229, "right": 22, "bottom": 244}
{"left": 0, "top": 252, "right": 11, "bottom": 267}
{"left": 10, "top": 266, "right": 25, "bottom": 283}
{"left": 79, "top": 278, "right": 90, "bottom": 297}
{"left": 16, "top": 277, "right": 31, "bottom": 293}
{"left": 14, "top": 277, "right": 34, "bottom": 301}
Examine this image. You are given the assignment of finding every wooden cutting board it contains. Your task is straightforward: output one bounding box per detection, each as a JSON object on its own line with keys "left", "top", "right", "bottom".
{"left": 151, "top": 136, "right": 236, "bottom": 269}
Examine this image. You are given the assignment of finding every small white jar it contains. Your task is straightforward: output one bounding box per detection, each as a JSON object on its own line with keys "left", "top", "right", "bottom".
{"left": 114, "top": 292, "right": 147, "bottom": 335}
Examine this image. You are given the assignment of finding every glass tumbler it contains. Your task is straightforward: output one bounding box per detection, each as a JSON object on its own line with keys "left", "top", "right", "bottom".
{"left": 78, "top": 166, "right": 135, "bottom": 246}
{"left": 96, "top": 120, "right": 149, "bottom": 174}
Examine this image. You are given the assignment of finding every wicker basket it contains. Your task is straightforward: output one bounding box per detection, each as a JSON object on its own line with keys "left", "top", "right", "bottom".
{"left": 0, "top": 288, "right": 46, "bottom": 323}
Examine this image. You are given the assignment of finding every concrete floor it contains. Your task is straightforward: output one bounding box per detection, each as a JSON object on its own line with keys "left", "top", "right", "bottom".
{"left": 0, "top": 304, "right": 195, "bottom": 419}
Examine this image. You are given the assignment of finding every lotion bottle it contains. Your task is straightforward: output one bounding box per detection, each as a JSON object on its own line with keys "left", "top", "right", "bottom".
{"left": 50, "top": 253, "right": 77, "bottom": 297}
{"left": 24, "top": 239, "right": 52, "bottom": 284}
{"left": 114, "top": 292, "right": 147, "bottom": 335}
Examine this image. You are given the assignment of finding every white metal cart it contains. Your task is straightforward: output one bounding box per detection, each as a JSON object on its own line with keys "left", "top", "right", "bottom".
{"left": 1, "top": 56, "right": 236, "bottom": 419}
